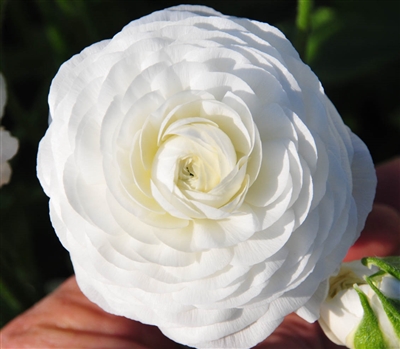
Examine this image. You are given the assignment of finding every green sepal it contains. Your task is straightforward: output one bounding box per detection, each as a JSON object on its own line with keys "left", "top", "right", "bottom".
{"left": 365, "top": 275, "right": 400, "bottom": 340}
{"left": 362, "top": 257, "right": 400, "bottom": 280}
{"left": 353, "top": 285, "right": 387, "bottom": 349}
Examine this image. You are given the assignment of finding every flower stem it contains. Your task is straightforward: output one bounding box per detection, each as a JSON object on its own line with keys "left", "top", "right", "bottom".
{"left": 295, "top": 0, "right": 313, "bottom": 62}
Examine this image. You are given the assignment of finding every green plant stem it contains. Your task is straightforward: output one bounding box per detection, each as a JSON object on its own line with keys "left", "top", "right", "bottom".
{"left": 295, "top": 0, "right": 314, "bottom": 61}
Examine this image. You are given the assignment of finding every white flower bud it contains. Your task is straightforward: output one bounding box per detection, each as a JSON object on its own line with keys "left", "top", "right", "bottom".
{"left": 319, "top": 257, "right": 400, "bottom": 349}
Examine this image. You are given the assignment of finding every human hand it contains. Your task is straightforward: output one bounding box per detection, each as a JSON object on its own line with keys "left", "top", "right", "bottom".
{"left": 2, "top": 158, "right": 399, "bottom": 349}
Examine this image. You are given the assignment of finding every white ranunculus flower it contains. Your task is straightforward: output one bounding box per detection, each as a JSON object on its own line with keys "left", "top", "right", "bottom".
{"left": 37, "top": 5, "right": 376, "bottom": 348}
{"left": 0, "top": 73, "right": 18, "bottom": 187}
{"left": 319, "top": 258, "right": 400, "bottom": 348}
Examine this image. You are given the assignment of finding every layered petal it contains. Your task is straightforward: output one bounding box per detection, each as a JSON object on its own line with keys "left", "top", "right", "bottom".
{"left": 37, "top": 5, "right": 376, "bottom": 349}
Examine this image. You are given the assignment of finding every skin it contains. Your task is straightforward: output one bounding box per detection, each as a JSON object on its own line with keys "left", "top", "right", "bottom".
{"left": 1, "top": 158, "right": 399, "bottom": 349}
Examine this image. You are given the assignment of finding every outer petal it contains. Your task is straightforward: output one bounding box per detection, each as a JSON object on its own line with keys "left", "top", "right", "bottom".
{"left": 0, "top": 74, "right": 19, "bottom": 187}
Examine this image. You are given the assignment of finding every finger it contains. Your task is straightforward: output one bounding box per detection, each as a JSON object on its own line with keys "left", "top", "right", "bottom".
{"left": 344, "top": 203, "right": 400, "bottom": 262}
{"left": 255, "top": 313, "right": 321, "bottom": 349}
{"left": 345, "top": 157, "right": 400, "bottom": 262}
{"left": 255, "top": 313, "right": 342, "bottom": 349}
{"left": 1, "top": 276, "right": 179, "bottom": 349}
{"left": 374, "top": 157, "right": 400, "bottom": 213}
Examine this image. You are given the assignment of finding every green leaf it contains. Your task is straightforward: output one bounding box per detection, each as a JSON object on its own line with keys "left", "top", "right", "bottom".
{"left": 0, "top": 278, "right": 23, "bottom": 327}
{"left": 295, "top": 0, "right": 314, "bottom": 60}
{"left": 353, "top": 285, "right": 387, "bottom": 349}
{"left": 362, "top": 257, "right": 400, "bottom": 280}
{"left": 365, "top": 275, "right": 400, "bottom": 340}
{"left": 306, "top": 7, "right": 341, "bottom": 64}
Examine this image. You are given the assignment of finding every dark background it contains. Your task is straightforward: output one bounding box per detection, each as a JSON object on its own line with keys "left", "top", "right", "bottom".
{"left": 1, "top": 0, "right": 399, "bottom": 327}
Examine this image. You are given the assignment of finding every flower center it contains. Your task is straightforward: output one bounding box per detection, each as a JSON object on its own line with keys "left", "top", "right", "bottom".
{"left": 177, "top": 155, "right": 219, "bottom": 192}
{"left": 328, "top": 268, "right": 366, "bottom": 299}
{"left": 179, "top": 156, "right": 197, "bottom": 184}
{"left": 147, "top": 95, "right": 258, "bottom": 219}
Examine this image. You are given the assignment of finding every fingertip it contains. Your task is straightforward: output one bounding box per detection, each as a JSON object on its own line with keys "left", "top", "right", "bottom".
{"left": 375, "top": 157, "right": 400, "bottom": 213}
{"left": 345, "top": 203, "right": 400, "bottom": 261}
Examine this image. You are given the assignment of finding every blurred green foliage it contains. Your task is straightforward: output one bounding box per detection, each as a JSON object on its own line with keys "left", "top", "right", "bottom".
{"left": 0, "top": 0, "right": 399, "bottom": 328}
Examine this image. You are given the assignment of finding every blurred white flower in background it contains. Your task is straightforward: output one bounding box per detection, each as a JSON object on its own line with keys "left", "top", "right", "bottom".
{"left": 319, "top": 257, "right": 400, "bottom": 349}
{"left": 0, "top": 73, "right": 18, "bottom": 187}
{"left": 37, "top": 5, "right": 376, "bottom": 348}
